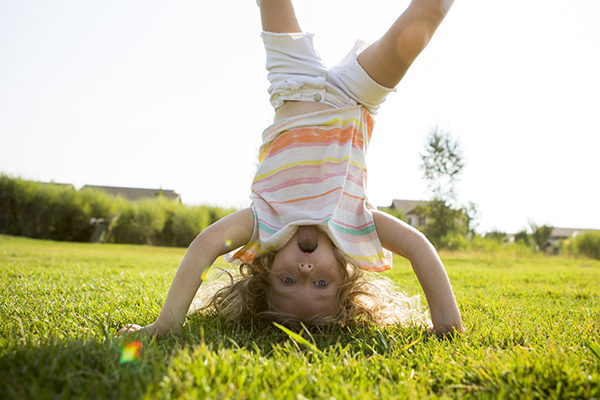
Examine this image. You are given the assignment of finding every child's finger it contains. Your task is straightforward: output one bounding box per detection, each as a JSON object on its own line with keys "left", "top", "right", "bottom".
{"left": 118, "top": 324, "right": 142, "bottom": 335}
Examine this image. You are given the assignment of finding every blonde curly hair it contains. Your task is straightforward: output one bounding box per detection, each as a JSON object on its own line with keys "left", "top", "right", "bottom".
{"left": 191, "top": 247, "right": 430, "bottom": 329}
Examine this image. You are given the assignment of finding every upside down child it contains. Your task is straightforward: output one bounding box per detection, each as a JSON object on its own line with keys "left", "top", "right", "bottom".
{"left": 120, "top": 0, "right": 464, "bottom": 337}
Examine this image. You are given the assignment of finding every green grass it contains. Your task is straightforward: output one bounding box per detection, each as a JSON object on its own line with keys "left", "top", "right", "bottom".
{"left": 1, "top": 234, "right": 599, "bottom": 399}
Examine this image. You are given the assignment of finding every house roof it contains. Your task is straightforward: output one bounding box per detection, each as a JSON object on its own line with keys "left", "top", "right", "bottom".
{"left": 81, "top": 185, "right": 181, "bottom": 202}
{"left": 390, "top": 199, "right": 428, "bottom": 215}
{"left": 551, "top": 227, "right": 599, "bottom": 239}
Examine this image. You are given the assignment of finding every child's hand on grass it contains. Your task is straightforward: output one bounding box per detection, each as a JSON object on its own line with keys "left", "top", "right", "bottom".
{"left": 118, "top": 322, "right": 179, "bottom": 336}
{"left": 118, "top": 324, "right": 144, "bottom": 335}
{"left": 430, "top": 323, "right": 465, "bottom": 338}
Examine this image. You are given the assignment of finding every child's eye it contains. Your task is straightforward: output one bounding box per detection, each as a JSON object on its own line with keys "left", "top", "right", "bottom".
{"left": 281, "top": 277, "right": 295, "bottom": 284}
{"left": 315, "top": 280, "right": 329, "bottom": 287}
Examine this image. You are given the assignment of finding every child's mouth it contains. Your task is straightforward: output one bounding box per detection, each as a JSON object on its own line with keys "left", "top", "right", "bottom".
{"left": 297, "top": 226, "right": 318, "bottom": 253}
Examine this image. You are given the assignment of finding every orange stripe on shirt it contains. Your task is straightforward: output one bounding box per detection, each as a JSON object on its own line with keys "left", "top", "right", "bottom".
{"left": 265, "top": 125, "right": 365, "bottom": 156}
{"left": 268, "top": 186, "right": 343, "bottom": 204}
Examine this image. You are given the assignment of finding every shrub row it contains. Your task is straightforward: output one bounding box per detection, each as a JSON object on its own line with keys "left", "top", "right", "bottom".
{"left": 448, "top": 231, "right": 600, "bottom": 260}
{"left": 565, "top": 231, "right": 600, "bottom": 260}
{"left": 3, "top": 175, "right": 599, "bottom": 258}
{"left": 0, "top": 175, "right": 236, "bottom": 247}
{"left": 433, "top": 233, "right": 536, "bottom": 257}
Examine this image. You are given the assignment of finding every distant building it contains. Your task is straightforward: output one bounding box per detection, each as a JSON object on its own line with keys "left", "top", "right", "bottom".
{"left": 81, "top": 185, "right": 181, "bottom": 202}
{"left": 549, "top": 227, "right": 598, "bottom": 243}
{"left": 540, "top": 227, "right": 599, "bottom": 254}
{"left": 508, "top": 227, "right": 599, "bottom": 244}
{"left": 387, "top": 199, "right": 429, "bottom": 228}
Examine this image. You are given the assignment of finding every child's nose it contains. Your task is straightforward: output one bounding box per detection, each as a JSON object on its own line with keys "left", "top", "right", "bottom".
{"left": 298, "top": 262, "right": 314, "bottom": 274}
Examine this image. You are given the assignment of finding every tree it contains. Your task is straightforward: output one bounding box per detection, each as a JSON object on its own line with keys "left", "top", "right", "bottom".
{"left": 421, "top": 126, "right": 464, "bottom": 204}
{"left": 416, "top": 199, "right": 474, "bottom": 249}
{"left": 513, "top": 229, "right": 531, "bottom": 246}
{"left": 529, "top": 222, "right": 554, "bottom": 251}
{"left": 378, "top": 206, "right": 405, "bottom": 221}
{"left": 485, "top": 230, "right": 507, "bottom": 243}
{"left": 419, "top": 126, "right": 474, "bottom": 249}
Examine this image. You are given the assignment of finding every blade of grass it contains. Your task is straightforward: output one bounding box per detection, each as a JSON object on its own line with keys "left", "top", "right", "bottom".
{"left": 272, "top": 323, "right": 324, "bottom": 357}
{"left": 585, "top": 341, "right": 600, "bottom": 362}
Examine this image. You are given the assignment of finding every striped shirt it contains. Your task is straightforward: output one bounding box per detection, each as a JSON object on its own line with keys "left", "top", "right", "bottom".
{"left": 225, "top": 106, "right": 392, "bottom": 272}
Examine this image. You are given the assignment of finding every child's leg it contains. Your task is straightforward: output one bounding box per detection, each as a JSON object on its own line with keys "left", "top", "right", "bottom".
{"left": 358, "top": 0, "right": 454, "bottom": 88}
{"left": 260, "top": 0, "right": 339, "bottom": 119}
{"left": 259, "top": 0, "right": 301, "bottom": 33}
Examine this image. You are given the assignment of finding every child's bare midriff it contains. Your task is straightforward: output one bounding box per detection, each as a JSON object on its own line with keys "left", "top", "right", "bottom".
{"left": 274, "top": 101, "right": 335, "bottom": 122}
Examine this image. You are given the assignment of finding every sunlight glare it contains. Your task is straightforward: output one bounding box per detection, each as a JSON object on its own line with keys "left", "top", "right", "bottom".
{"left": 120, "top": 341, "right": 142, "bottom": 364}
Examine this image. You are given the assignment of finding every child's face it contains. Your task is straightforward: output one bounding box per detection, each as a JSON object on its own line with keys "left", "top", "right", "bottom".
{"left": 268, "top": 227, "right": 342, "bottom": 323}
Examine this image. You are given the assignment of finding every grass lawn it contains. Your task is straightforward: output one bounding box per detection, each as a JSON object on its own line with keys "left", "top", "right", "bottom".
{"left": 1, "top": 234, "right": 599, "bottom": 399}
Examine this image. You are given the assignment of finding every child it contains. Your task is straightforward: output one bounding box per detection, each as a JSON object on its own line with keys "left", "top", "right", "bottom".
{"left": 120, "top": 0, "right": 463, "bottom": 336}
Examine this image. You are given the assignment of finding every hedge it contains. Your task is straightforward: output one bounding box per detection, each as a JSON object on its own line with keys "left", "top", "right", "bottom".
{"left": 0, "top": 175, "right": 236, "bottom": 247}
{"left": 568, "top": 231, "right": 600, "bottom": 260}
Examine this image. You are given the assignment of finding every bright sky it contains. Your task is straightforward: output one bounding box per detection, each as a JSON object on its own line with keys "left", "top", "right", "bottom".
{"left": 1, "top": 0, "right": 599, "bottom": 234}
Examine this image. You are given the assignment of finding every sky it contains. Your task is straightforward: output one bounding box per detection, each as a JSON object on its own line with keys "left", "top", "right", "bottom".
{"left": 1, "top": 0, "right": 599, "bottom": 234}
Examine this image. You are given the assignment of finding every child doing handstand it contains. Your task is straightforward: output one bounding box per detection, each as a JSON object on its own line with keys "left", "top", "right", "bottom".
{"left": 120, "top": 0, "right": 463, "bottom": 336}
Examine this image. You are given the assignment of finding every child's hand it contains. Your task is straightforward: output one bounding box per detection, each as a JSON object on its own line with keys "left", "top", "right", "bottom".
{"left": 430, "top": 323, "right": 465, "bottom": 338}
{"left": 118, "top": 324, "right": 144, "bottom": 335}
{"left": 118, "top": 322, "right": 178, "bottom": 336}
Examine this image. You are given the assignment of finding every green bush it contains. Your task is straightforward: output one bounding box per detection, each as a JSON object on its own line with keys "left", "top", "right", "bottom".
{"left": 438, "top": 232, "right": 469, "bottom": 251}
{"left": 44, "top": 186, "right": 91, "bottom": 242}
{"left": 460, "top": 234, "right": 534, "bottom": 257}
{"left": 416, "top": 199, "right": 474, "bottom": 250}
{"left": 169, "top": 204, "right": 209, "bottom": 247}
{"left": 78, "top": 187, "right": 123, "bottom": 219}
{"left": 465, "top": 235, "right": 502, "bottom": 253}
{"left": 484, "top": 230, "right": 507, "bottom": 243}
{"left": 569, "top": 231, "right": 600, "bottom": 260}
{"left": 0, "top": 176, "right": 92, "bottom": 241}
{"left": 513, "top": 229, "right": 531, "bottom": 246}
{"left": 110, "top": 198, "right": 170, "bottom": 245}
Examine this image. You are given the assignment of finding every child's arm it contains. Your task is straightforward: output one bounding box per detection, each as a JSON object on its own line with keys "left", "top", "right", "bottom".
{"left": 372, "top": 210, "right": 464, "bottom": 336}
{"left": 119, "top": 207, "right": 254, "bottom": 336}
